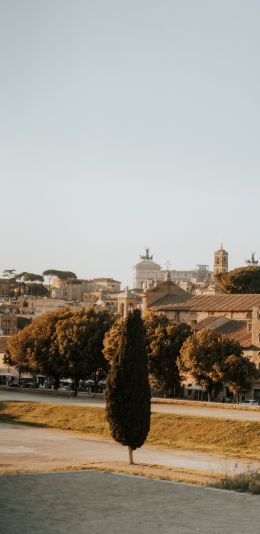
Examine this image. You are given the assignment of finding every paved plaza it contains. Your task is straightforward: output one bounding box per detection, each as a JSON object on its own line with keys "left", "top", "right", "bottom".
{"left": 0, "top": 470, "right": 259, "bottom": 534}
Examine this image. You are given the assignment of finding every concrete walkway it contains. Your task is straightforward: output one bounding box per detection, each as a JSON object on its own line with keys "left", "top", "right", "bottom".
{"left": 0, "top": 470, "right": 259, "bottom": 534}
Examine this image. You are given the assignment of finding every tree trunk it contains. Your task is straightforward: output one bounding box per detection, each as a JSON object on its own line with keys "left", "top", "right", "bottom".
{"left": 207, "top": 390, "right": 213, "bottom": 402}
{"left": 128, "top": 447, "right": 134, "bottom": 465}
{"left": 54, "top": 377, "right": 60, "bottom": 390}
{"left": 73, "top": 380, "right": 79, "bottom": 397}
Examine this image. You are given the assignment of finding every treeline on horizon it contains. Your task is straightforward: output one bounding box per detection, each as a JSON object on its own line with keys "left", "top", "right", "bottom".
{"left": 2, "top": 265, "right": 260, "bottom": 296}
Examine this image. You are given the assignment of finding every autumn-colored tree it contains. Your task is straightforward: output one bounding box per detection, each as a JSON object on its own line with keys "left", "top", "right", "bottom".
{"left": 7, "top": 308, "right": 73, "bottom": 388}
{"left": 103, "top": 317, "right": 124, "bottom": 364}
{"left": 56, "top": 307, "right": 113, "bottom": 395}
{"left": 178, "top": 329, "right": 245, "bottom": 401}
{"left": 104, "top": 312, "right": 191, "bottom": 397}
{"left": 7, "top": 307, "right": 113, "bottom": 390}
{"left": 216, "top": 266, "right": 260, "bottom": 294}
{"left": 145, "top": 312, "right": 192, "bottom": 396}
{"left": 105, "top": 310, "right": 150, "bottom": 464}
{"left": 5, "top": 329, "right": 31, "bottom": 383}
{"left": 223, "top": 354, "right": 258, "bottom": 402}
{"left": 26, "top": 309, "right": 74, "bottom": 388}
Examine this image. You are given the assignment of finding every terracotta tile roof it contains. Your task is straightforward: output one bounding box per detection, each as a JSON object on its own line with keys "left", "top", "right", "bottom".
{"left": 152, "top": 293, "right": 191, "bottom": 306}
{"left": 195, "top": 318, "right": 252, "bottom": 348}
{"left": 147, "top": 281, "right": 191, "bottom": 296}
{"left": 152, "top": 294, "right": 260, "bottom": 312}
{"left": 0, "top": 336, "right": 9, "bottom": 353}
{"left": 194, "top": 316, "right": 221, "bottom": 329}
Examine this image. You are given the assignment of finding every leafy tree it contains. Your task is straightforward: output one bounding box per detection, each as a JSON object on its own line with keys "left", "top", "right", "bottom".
{"left": 25, "top": 283, "right": 49, "bottom": 297}
{"left": 224, "top": 354, "right": 258, "bottom": 402}
{"left": 7, "top": 309, "right": 73, "bottom": 388}
{"left": 103, "top": 313, "right": 169, "bottom": 367}
{"left": 105, "top": 309, "right": 150, "bottom": 464}
{"left": 216, "top": 266, "right": 260, "bottom": 294}
{"left": 2, "top": 269, "right": 17, "bottom": 298}
{"left": 147, "top": 319, "right": 192, "bottom": 397}
{"left": 26, "top": 309, "right": 74, "bottom": 388}
{"left": 17, "top": 317, "right": 32, "bottom": 330}
{"left": 104, "top": 312, "right": 191, "bottom": 398}
{"left": 16, "top": 272, "right": 44, "bottom": 283}
{"left": 42, "top": 270, "right": 77, "bottom": 297}
{"left": 178, "top": 330, "right": 244, "bottom": 401}
{"left": 144, "top": 311, "right": 169, "bottom": 335}
{"left": 103, "top": 317, "right": 124, "bottom": 364}
{"left": 7, "top": 307, "right": 113, "bottom": 390}
{"left": 15, "top": 272, "right": 48, "bottom": 297}
{"left": 5, "top": 329, "right": 31, "bottom": 383}
{"left": 42, "top": 270, "right": 77, "bottom": 281}
{"left": 56, "top": 308, "right": 113, "bottom": 395}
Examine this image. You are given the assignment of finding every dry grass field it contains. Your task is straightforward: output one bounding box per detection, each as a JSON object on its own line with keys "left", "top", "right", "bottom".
{"left": 0, "top": 401, "right": 260, "bottom": 460}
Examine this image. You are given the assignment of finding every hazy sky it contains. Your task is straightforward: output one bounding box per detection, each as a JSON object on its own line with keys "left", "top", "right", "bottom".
{"left": 1, "top": 1, "right": 259, "bottom": 286}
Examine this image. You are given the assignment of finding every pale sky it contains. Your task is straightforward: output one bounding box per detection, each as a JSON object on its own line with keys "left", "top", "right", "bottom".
{"left": 0, "top": 1, "right": 259, "bottom": 286}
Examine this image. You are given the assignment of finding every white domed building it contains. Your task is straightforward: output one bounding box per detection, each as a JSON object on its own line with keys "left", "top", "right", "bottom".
{"left": 133, "top": 249, "right": 165, "bottom": 289}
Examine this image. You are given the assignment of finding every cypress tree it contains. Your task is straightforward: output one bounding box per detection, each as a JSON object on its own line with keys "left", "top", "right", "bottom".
{"left": 105, "top": 309, "right": 151, "bottom": 464}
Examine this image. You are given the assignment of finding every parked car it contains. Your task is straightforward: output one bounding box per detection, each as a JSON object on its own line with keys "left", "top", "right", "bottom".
{"left": 20, "top": 382, "right": 38, "bottom": 389}
{"left": 8, "top": 382, "right": 20, "bottom": 388}
{"left": 58, "top": 385, "right": 72, "bottom": 392}
{"left": 239, "top": 399, "right": 259, "bottom": 406}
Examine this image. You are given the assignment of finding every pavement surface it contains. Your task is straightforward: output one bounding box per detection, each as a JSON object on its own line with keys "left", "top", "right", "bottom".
{"left": 1, "top": 422, "right": 259, "bottom": 475}
{"left": 0, "top": 470, "right": 259, "bottom": 534}
{"left": 1, "top": 389, "right": 260, "bottom": 421}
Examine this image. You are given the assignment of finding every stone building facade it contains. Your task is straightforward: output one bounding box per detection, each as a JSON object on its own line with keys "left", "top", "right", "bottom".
{"left": 214, "top": 245, "right": 228, "bottom": 276}
{"left": 133, "top": 249, "right": 212, "bottom": 293}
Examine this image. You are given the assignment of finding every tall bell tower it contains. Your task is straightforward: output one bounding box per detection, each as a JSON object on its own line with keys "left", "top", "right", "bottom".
{"left": 214, "top": 245, "right": 228, "bottom": 276}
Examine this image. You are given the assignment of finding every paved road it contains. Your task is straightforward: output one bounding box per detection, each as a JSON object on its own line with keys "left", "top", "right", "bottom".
{"left": 0, "top": 470, "right": 259, "bottom": 534}
{"left": 1, "top": 389, "right": 260, "bottom": 421}
{"left": 1, "top": 422, "right": 259, "bottom": 474}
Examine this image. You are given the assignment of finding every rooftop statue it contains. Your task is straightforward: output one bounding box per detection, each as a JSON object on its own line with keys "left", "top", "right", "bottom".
{"left": 140, "top": 248, "right": 153, "bottom": 261}
{"left": 245, "top": 252, "right": 259, "bottom": 266}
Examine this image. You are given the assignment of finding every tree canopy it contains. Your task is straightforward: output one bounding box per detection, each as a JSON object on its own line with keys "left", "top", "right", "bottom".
{"left": 178, "top": 329, "right": 258, "bottom": 401}
{"left": 216, "top": 266, "right": 260, "bottom": 294}
{"left": 5, "top": 328, "right": 31, "bottom": 382}
{"left": 56, "top": 307, "right": 113, "bottom": 394}
{"left": 42, "top": 270, "right": 77, "bottom": 280}
{"left": 7, "top": 307, "right": 113, "bottom": 391}
{"left": 16, "top": 272, "right": 44, "bottom": 283}
{"left": 145, "top": 312, "right": 192, "bottom": 396}
{"left": 223, "top": 353, "right": 258, "bottom": 401}
{"left": 104, "top": 312, "right": 192, "bottom": 397}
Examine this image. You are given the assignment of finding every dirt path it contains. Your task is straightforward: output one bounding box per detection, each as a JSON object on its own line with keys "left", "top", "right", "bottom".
{"left": 1, "top": 422, "right": 259, "bottom": 482}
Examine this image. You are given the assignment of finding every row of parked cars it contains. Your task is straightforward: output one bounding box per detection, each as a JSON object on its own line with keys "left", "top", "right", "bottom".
{"left": 58, "top": 379, "right": 106, "bottom": 393}
{"left": 9, "top": 381, "right": 39, "bottom": 389}
{"left": 239, "top": 399, "right": 259, "bottom": 406}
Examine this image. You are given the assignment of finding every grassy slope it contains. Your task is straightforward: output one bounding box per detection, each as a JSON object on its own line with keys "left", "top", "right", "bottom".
{"left": 0, "top": 401, "right": 259, "bottom": 460}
